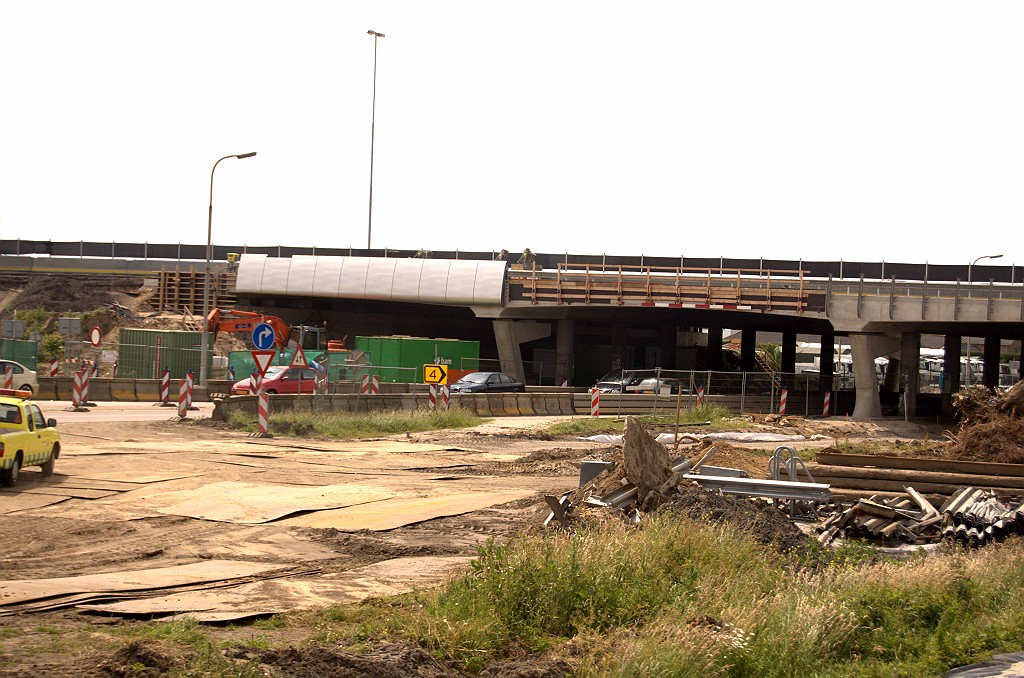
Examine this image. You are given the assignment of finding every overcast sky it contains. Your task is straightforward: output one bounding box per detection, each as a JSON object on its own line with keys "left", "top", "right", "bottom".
{"left": 1, "top": 2, "right": 1021, "bottom": 266}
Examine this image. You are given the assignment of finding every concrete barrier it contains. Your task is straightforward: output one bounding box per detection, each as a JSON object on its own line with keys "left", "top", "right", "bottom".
{"left": 515, "top": 394, "right": 535, "bottom": 415}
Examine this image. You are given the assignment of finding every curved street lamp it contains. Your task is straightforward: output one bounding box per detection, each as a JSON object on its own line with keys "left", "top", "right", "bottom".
{"left": 968, "top": 253, "right": 1002, "bottom": 284}
{"left": 199, "top": 152, "right": 257, "bottom": 390}
{"left": 367, "top": 29, "right": 385, "bottom": 250}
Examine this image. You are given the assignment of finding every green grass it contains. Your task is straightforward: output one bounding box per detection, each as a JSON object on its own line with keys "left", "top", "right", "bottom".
{"left": 289, "top": 521, "right": 1024, "bottom": 677}
{"left": 223, "top": 407, "right": 484, "bottom": 438}
{"left": 23, "top": 525, "right": 1021, "bottom": 676}
{"left": 546, "top": 405, "right": 745, "bottom": 436}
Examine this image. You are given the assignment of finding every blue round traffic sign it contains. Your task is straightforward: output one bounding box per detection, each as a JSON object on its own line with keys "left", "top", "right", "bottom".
{"left": 251, "top": 322, "right": 276, "bottom": 350}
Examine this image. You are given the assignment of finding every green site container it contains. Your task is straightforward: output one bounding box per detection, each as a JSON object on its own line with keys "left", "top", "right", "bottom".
{"left": 117, "top": 328, "right": 209, "bottom": 380}
{"left": 354, "top": 336, "right": 480, "bottom": 383}
{"left": 227, "top": 349, "right": 354, "bottom": 384}
{"left": 0, "top": 339, "right": 38, "bottom": 370}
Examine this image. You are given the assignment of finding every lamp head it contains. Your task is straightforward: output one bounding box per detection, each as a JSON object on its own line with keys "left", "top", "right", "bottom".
{"left": 235, "top": 152, "right": 257, "bottom": 159}
{"left": 368, "top": 30, "right": 385, "bottom": 37}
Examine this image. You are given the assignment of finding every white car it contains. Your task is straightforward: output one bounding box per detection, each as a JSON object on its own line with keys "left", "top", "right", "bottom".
{"left": 0, "top": 360, "right": 39, "bottom": 396}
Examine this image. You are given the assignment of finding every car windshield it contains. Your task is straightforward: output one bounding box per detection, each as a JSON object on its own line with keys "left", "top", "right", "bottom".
{"left": 458, "top": 373, "right": 489, "bottom": 384}
{"left": 596, "top": 371, "right": 627, "bottom": 384}
{"left": 263, "top": 367, "right": 286, "bottom": 378}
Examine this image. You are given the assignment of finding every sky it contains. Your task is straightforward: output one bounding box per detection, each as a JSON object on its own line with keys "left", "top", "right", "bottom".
{"left": 1, "top": 2, "right": 1022, "bottom": 266}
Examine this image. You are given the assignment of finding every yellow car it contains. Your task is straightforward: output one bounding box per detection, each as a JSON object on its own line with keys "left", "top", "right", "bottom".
{"left": 0, "top": 389, "right": 61, "bottom": 487}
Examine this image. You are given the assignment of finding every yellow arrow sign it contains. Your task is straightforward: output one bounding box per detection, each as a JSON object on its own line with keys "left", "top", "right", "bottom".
{"left": 423, "top": 364, "right": 448, "bottom": 384}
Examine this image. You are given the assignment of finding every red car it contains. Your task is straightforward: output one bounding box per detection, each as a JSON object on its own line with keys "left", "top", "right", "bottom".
{"left": 231, "top": 366, "right": 319, "bottom": 395}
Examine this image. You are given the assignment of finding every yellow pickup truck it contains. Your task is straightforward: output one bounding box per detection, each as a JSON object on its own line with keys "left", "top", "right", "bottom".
{"left": 0, "top": 389, "right": 61, "bottom": 487}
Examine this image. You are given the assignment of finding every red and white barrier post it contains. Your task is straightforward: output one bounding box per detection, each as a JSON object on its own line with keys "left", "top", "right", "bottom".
{"left": 823, "top": 391, "right": 831, "bottom": 417}
{"left": 160, "top": 368, "right": 171, "bottom": 405}
{"left": 257, "top": 390, "right": 270, "bottom": 435}
{"left": 428, "top": 384, "right": 437, "bottom": 410}
{"left": 360, "top": 374, "right": 370, "bottom": 394}
{"left": 695, "top": 386, "right": 705, "bottom": 408}
{"left": 370, "top": 375, "right": 379, "bottom": 395}
{"left": 71, "top": 370, "right": 83, "bottom": 408}
{"left": 441, "top": 384, "right": 450, "bottom": 410}
{"left": 49, "top": 360, "right": 59, "bottom": 378}
{"left": 249, "top": 372, "right": 259, "bottom": 395}
{"left": 779, "top": 388, "right": 788, "bottom": 416}
{"left": 590, "top": 388, "right": 600, "bottom": 417}
{"left": 80, "top": 366, "right": 91, "bottom": 404}
{"left": 185, "top": 371, "right": 194, "bottom": 408}
{"left": 3, "top": 366, "right": 12, "bottom": 390}
{"left": 177, "top": 379, "right": 188, "bottom": 418}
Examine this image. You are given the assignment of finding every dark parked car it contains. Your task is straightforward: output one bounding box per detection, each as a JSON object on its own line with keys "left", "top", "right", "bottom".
{"left": 448, "top": 372, "right": 525, "bottom": 393}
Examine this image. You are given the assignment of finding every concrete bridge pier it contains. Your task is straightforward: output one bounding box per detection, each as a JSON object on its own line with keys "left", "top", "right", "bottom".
{"left": 555, "top": 319, "right": 575, "bottom": 386}
{"left": 707, "top": 326, "right": 723, "bottom": 370}
{"left": 493, "top": 320, "right": 551, "bottom": 384}
{"left": 740, "top": 330, "right": 756, "bottom": 372}
{"left": 941, "top": 334, "right": 962, "bottom": 417}
{"left": 849, "top": 332, "right": 900, "bottom": 419}
{"left": 899, "top": 331, "right": 921, "bottom": 417}
{"left": 983, "top": 337, "right": 1001, "bottom": 389}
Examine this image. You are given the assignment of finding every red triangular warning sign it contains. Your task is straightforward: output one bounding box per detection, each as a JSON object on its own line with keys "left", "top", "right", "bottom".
{"left": 251, "top": 350, "right": 276, "bottom": 377}
{"left": 289, "top": 346, "right": 309, "bottom": 369}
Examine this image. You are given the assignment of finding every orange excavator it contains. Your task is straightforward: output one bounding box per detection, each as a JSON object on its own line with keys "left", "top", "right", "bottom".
{"left": 206, "top": 309, "right": 292, "bottom": 349}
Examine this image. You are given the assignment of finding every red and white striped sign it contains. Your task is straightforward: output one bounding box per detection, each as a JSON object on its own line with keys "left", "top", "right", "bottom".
{"left": 560, "top": 377, "right": 568, "bottom": 387}
{"left": 49, "top": 360, "right": 59, "bottom": 377}
{"left": 249, "top": 372, "right": 260, "bottom": 394}
{"left": 779, "top": 388, "right": 788, "bottom": 416}
{"left": 177, "top": 379, "right": 188, "bottom": 418}
{"left": 360, "top": 374, "right": 380, "bottom": 395}
{"left": 428, "top": 384, "right": 437, "bottom": 410}
{"left": 80, "top": 366, "right": 91, "bottom": 404}
{"left": 823, "top": 391, "right": 831, "bottom": 417}
{"left": 441, "top": 384, "right": 450, "bottom": 410}
{"left": 695, "top": 386, "right": 705, "bottom": 408}
{"left": 590, "top": 388, "right": 600, "bottom": 417}
{"left": 3, "top": 367, "right": 12, "bottom": 390}
{"left": 185, "top": 371, "right": 194, "bottom": 408}
{"left": 160, "top": 368, "right": 170, "bottom": 404}
{"left": 72, "top": 370, "right": 83, "bottom": 407}
{"left": 257, "top": 391, "right": 270, "bottom": 434}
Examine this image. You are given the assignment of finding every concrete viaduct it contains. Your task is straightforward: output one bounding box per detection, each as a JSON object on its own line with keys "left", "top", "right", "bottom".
{"left": 2, "top": 240, "right": 1023, "bottom": 419}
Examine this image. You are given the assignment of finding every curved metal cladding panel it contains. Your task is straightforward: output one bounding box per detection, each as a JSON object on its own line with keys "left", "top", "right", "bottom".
{"left": 235, "top": 255, "right": 507, "bottom": 306}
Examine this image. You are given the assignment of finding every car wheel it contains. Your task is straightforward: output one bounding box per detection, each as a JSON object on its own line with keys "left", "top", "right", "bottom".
{"left": 41, "top": 445, "right": 57, "bottom": 477}
{"left": 18, "top": 385, "right": 33, "bottom": 396}
{"left": 1, "top": 455, "right": 22, "bottom": 487}
{"left": 266, "top": 389, "right": 278, "bottom": 395}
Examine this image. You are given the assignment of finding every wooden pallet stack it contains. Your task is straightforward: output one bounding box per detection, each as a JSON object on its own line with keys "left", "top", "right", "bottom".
{"left": 156, "top": 266, "right": 237, "bottom": 313}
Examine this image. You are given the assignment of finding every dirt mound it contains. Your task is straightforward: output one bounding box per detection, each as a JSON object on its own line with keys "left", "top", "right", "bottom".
{"left": 949, "top": 384, "right": 1024, "bottom": 463}
{"left": 239, "top": 642, "right": 457, "bottom": 677}
{"left": 655, "top": 483, "right": 809, "bottom": 553}
{"left": 8, "top": 276, "right": 124, "bottom": 312}
{"left": 98, "top": 641, "right": 177, "bottom": 676}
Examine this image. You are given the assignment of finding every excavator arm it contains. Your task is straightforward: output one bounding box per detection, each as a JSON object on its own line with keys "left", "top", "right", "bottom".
{"left": 206, "top": 309, "right": 291, "bottom": 349}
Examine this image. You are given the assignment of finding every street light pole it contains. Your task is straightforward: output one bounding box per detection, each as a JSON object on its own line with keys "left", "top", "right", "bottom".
{"left": 367, "top": 29, "right": 385, "bottom": 251}
{"left": 968, "top": 253, "right": 1002, "bottom": 285}
{"left": 199, "top": 152, "right": 257, "bottom": 391}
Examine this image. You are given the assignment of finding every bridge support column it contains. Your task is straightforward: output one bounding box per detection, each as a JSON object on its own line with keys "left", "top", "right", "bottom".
{"left": 983, "top": 337, "right": 1001, "bottom": 389}
{"left": 942, "top": 334, "right": 961, "bottom": 417}
{"left": 706, "top": 326, "right": 723, "bottom": 371}
{"left": 850, "top": 333, "right": 883, "bottom": 419}
{"left": 492, "top": 320, "right": 552, "bottom": 384}
{"left": 555, "top": 319, "right": 575, "bottom": 387}
{"left": 820, "top": 331, "right": 835, "bottom": 384}
{"left": 740, "top": 330, "right": 756, "bottom": 373}
{"left": 899, "top": 331, "right": 920, "bottom": 417}
{"left": 781, "top": 332, "right": 797, "bottom": 387}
